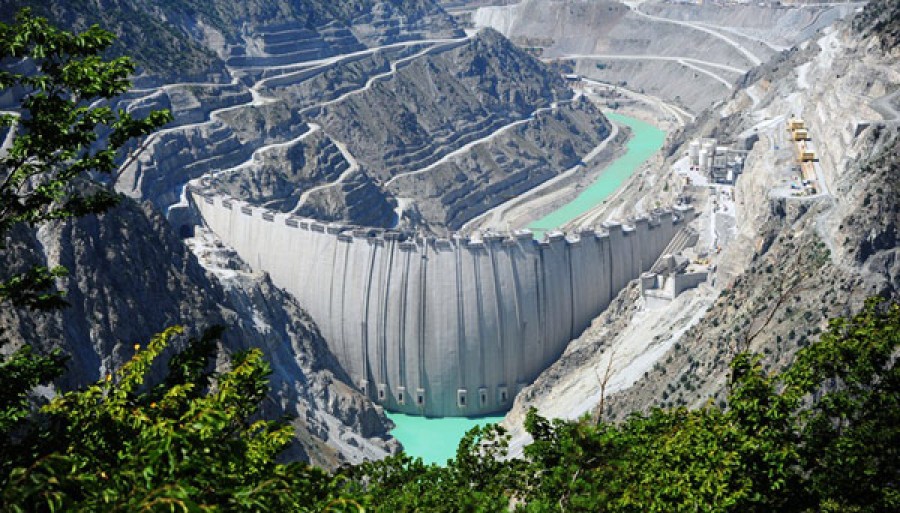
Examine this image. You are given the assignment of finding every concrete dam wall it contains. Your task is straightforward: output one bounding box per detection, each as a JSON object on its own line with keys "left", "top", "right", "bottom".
{"left": 192, "top": 191, "right": 694, "bottom": 416}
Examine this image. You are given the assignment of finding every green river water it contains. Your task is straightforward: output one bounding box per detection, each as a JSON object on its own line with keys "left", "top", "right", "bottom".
{"left": 388, "top": 111, "right": 666, "bottom": 465}
{"left": 530, "top": 111, "right": 666, "bottom": 236}
{"left": 384, "top": 412, "right": 506, "bottom": 465}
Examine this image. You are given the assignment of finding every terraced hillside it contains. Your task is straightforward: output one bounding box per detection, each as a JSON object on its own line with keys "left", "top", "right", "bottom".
{"left": 470, "top": 0, "right": 860, "bottom": 113}
{"left": 97, "top": 12, "right": 610, "bottom": 234}
{"left": 0, "top": 0, "right": 461, "bottom": 80}
{"left": 199, "top": 29, "right": 610, "bottom": 232}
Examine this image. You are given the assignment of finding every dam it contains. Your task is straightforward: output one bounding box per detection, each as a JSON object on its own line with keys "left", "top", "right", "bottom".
{"left": 192, "top": 190, "right": 694, "bottom": 416}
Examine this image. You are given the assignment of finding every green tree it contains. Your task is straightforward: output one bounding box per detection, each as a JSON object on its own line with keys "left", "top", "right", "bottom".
{"left": 0, "top": 14, "right": 362, "bottom": 511}
{"left": 784, "top": 298, "right": 900, "bottom": 512}
{"left": 513, "top": 299, "right": 898, "bottom": 513}
{"left": 1, "top": 326, "right": 355, "bottom": 511}
{"left": 0, "top": 8, "right": 170, "bottom": 484}
{"left": 345, "top": 423, "right": 521, "bottom": 512}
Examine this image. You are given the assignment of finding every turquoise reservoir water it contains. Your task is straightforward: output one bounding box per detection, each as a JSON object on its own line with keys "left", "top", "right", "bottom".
{"left": 529, "top": 111, "right": 666, "bottom": 236}
{"left": 388, "top": 112, "right": 665, "bottom": 464}
{"left": 385, "top": 412, "right": 505, "bottom": 465}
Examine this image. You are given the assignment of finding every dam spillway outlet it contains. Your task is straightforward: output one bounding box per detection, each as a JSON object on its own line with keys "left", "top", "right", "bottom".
{"left": 193, "top": 192, "right": 695, "bottom": 416}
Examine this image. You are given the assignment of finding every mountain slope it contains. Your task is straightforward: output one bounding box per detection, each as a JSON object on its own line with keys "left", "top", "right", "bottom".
{"left": 203, "top": 29, "right": 611, "bottom": 232}
{"left": 503, "top": 1, "right": 900, "bottom": 450}
{"left": 0, "top": 198, "right": 398, "bottom": 468}
{"left": 0, "top": 0, "right": 461, "bottom": 80}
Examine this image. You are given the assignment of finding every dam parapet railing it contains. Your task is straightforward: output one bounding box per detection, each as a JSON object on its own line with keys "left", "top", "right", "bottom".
{"left": 190, "top": 186, "right": 695, "bottom": 249}
{"left": 190, "top": 186, "right": 696, "bottom": 417}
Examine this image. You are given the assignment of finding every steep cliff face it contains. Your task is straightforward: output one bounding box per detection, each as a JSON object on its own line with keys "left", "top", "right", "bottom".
{"left": 315, "top": 29, "right": 568, "bottom": 181}
{"left": 852, "top": 0, "right": 900, "bottom": 52}
{"left": 0, "top": 199, "right": 397, "bottom": 468}
{"left": 839, "top": 133, "right": 899, "bottom": 278}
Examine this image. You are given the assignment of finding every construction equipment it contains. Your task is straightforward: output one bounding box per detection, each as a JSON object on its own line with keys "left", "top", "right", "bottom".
{"left": 788, "top": 118, "right": 806, "bottom": 131}
{"left": 792, "top": 128, "right": 809, "bottom": 141}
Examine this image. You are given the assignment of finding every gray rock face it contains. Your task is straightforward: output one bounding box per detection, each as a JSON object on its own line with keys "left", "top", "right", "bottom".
{"left": 0, "top": 200, "right": 397, "bottom": 468}
{"left": 315, "top": 30, "right": 569, "bottom": 181}
{"left": 0, "top": 0, "right": 462, "bottom": 81}
{"left": 210, "top": 130, "right": 347, "bottom": 209}
{"left": 470, "top": 0, "right": 859, "bottom": 113}
{"left": 386, "top": 97, "right": 610, "bottom": 231}
{"left": 195, "top": 29, "right": 610, "bottom": 233}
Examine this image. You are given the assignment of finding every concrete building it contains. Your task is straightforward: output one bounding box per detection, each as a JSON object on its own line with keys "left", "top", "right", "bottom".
{"left": 688, "top": 137, "right": 746, "bottom": 184}
{"left": 641, "top": 253, "right": 709, "bottom": 308}
{"left": 192, "top": 191, "right": 695, "bottom": 416}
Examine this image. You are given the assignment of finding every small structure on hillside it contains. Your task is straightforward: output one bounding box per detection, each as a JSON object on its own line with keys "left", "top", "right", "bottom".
{"left": 641, "top": 242, "right": 710, "bottom": 307}
{"left": 687, "top": 137, "right": 746, "bottom": 184}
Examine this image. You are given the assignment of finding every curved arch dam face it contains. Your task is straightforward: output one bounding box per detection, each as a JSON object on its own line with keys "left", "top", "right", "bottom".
{"left": 191, "top": 113, "right": 689, "bottom": 417}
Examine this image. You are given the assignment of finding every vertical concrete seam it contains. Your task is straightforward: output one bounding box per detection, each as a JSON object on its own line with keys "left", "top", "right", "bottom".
{"left": 489, "top": 242, "right": 506, "bottom": 390}
{"left": 418, "top": 243, "right": 427, "bottom": 393}
{"left": 398, "top": 249, "right": 410, "bottom": 389}
{"left": 454, "top": 243, "right": 465, "bottom": 389}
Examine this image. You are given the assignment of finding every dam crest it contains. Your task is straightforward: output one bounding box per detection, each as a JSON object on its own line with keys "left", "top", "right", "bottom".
{"left": 192, "top": 189, "right": 695, "bottom": 416}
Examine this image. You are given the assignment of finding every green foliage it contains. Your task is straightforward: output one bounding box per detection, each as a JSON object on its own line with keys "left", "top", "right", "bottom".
{"left": 0, "top": 265, "right": 69, "bottom": 311}
{"left": 344, "top": 423, "right": 521, "bottom": 512}
{"left": 0, "top": 9, "right": 171, "bottom": 241}
{"left": 0, "top": 7, "right": 170, "bottom": 502}
{"left": 0, "top": 344, "right": 67, "bottom": 483}
{"left": 348, "top": 299, "right": 898, "bottom": 513}
{"left": 784, "top": 298, "right": 900, "bottom": 512}
{"left": 1, "top": 326, "right": 355, "bottom": 512}
{"left": 0, "top": 1, "right": 223, "bottom": 78}
{"left": 0, "top": 7, "right": 171, "bottom": 327}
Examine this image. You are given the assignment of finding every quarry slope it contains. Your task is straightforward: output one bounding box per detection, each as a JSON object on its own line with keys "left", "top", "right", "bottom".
{"left": 112, "top": 26, "right": 611, "bottom": 235}
{"left": 502, "top": 0, "right": 899, "bottom": 452}
{"left": 469, "top": 0, "right": 859, "bottom": 114}
{"left": 0, "top": 0, "right": 461, "bottom": 81}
